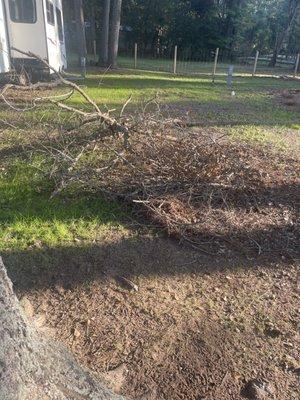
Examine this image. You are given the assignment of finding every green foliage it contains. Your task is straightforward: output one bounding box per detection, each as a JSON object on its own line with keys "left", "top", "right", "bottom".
{"left": 119, "top": 0, "right": 300, "bottom": 58}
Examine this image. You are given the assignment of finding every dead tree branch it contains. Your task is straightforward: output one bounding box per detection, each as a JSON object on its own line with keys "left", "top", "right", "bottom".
{"left": 10, "top": 48, "right": 129, "bottom": 139}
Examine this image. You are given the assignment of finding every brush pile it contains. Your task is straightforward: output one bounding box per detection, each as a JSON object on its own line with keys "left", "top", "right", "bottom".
{"left": 1, "top": 59, "right": 298, "bottom": 257}
{"left": 50, "top": 118, "right": 299, "bottom": 257}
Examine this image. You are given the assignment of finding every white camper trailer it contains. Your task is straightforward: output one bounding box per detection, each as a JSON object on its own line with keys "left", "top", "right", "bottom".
{"left": 0, "top": 0, "right": 67, "bottom": 80}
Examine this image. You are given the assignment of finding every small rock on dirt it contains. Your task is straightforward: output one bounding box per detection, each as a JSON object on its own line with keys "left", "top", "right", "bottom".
{"left": 33, "top": 313, "right": 47, "bottom": 328}
{"left": 103, "top": 363, "right": 128, "bottom": 394}
{"left": 72, "top": 327, "right": 81, "bottom": 339}
{"left": 20, "top": 296, "right": 35, "bottom": 319}
{"left": 115, "top": 276, "right": 139, "bottom": 292}
{"left": 242, "top": 379, "right": 275, "bottom": 399}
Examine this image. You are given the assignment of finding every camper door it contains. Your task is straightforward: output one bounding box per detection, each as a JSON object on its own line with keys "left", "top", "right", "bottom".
{"left": 55, "top": 1, "right": 67, "bottom": 70}
{"left": 0, "top": 0, "right": 10, "bottom": 73}
{"left": 44, "top": 0, "right": 66, "bottom": 72}
{"left": 5, "top": 0, "right": 47, "bottom": 61}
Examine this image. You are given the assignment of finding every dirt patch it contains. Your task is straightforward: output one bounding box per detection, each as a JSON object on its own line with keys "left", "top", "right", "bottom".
{"left": 0, "top": 83, "right": 62, "bottom": 103}
{"left": 6, "top": 235, "right": 299, "bottom": 400}
{"left": 2, "top": 79, "right": 299, "bottom": 400}
{"left": 279, "top": 89, "right": 300, "bottom": 111}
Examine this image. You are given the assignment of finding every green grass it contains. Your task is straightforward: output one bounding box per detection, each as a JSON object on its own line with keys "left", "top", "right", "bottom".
{"left": 71, "top": 52, "right": 295, "bottom": 77}
{"left": 116, "top": 55, "right": 294, "bottom": 77}
{"left": 0, "top": 157, "right": 125, "bottom": 252}
{"left": 1, "top": 69, "right": 299, "bottom": 254}
{"left": 67, "top": 70, "right": 299, "bottom": 120}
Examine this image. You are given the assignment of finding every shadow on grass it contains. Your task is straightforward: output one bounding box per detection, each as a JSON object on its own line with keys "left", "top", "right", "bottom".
{"left": 1, "top": 160, "right": 298, "bottom": 294}
{"left": 1, "top": 153, "right": 298, "bottom": 289}
{"left": 82, "top": 71, "right": 300, "bottom": 94}
{"left": 55, "top": 74, "right": 300, "bottom": 128}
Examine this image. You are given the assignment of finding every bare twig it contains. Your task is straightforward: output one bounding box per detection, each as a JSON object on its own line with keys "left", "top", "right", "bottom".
{"left": 10, "top": 47, "right": 130, "bottom": 138}
{"left": 120, "top": 95, "right": 132, "bottom": 118}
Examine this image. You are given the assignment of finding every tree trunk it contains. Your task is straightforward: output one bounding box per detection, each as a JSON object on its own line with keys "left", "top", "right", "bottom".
{"left": 99, "top": 0, "right": 111, "bottom": 66}
{"left": 224, "top": 0, "right": 244, "bottom": 59}
{"left": 90, "top": 10, "right": 96, "bottom": 55}
{"left": 269, "top": 0, "right": 300, "bottom": 67}
{"left": 0, "top": 257, "right": 124, "bottom": 400}
{"left": 108, "top": 0, "right": 122, "bottom": 68}
{"left": 268, "top": 34, "right": 282, "bottom": 67}
{"left": 74, "top": 0, "right": 87, "bottom": 66}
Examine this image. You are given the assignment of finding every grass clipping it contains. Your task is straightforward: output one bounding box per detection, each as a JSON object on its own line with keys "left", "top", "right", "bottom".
{"left": 51, "top": 120, "right": 299, "bottom": 258}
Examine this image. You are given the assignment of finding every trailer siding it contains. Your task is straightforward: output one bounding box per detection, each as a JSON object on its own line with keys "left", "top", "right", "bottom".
{"left": 0, "top": 0, "right": 10, "bottom": 73}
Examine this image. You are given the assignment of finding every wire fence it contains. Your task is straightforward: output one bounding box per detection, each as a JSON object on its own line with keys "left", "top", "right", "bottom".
{"left": 116, "top": 44, "right": 300, "bottom": 79}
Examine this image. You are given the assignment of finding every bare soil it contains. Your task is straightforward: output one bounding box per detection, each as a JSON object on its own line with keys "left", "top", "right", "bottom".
{"left": 10, "top": 234, "right": 299, "bottom": 400}
{"left": 279, "top": 89, "right": 300, "bottom": 111}
{"left": 2, "top": 85, "right": 299, "bottom": 399}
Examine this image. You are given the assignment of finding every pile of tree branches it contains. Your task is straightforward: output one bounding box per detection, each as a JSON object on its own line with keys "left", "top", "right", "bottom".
{"left": 1, "top": 59, "right": 299, "bottom": 258}
{"left": 46, "top": 119, "right": 298, "bottom": 257}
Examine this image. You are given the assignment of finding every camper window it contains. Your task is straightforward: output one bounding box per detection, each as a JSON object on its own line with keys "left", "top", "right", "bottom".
{"left": 9, "top": 0, "right": 36, "bottom": 23}
{"left": 56, "top": 8, "right": 64, "bottom": 42}
{"left": 46, "top": 0, "right": 55, "bottom": 25}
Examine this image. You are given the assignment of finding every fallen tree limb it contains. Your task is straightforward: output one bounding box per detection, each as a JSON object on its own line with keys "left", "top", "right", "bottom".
{"left": 10, "top": 48, "right": 129, "bottom": 140}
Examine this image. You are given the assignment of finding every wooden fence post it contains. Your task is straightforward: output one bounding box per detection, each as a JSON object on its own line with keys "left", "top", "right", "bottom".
{"left": 93, "top": 40, "right": 97, "bottom": 63}
{"left": 294, "top": 53, "right": 300, "bottom": 77}
{"left": 80, "top": 56, "right": 86, "bottom": 78}
{"left": 134, "top": 43, "right": 138, "bottom": 69}
{"left": 212, "top": 47, "right": 219, "bottom": 83}
{"left": 252, "top": 50, "right": 259, "bottom": 77}
{"left": 173, "top": 45, "right": 178, "bottom": 74}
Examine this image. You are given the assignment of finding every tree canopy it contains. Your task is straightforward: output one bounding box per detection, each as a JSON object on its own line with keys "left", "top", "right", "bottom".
{"left": 120, "top": 0, "right": 300, "bottom": 59}
{"left": 66, "top": 0, "right": 300, "bottom": 66}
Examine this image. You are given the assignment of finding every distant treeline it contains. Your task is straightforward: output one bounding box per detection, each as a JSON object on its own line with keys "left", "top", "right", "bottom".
{"left": 64, "top": 0, "right": 300, "bottom": 67}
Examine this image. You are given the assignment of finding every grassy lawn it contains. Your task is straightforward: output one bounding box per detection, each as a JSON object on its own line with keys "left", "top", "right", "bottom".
{"left": 1, "top": 70, "right": 299, "bottom": 253}
{"left": 72, "top": 52, "right": 295, "bottom": 76}
{"left": 1, "top": 69, "right": 300, "bottom": 399}
{"left": 71, "top": 68, "right": 299, "bottom": 104}
{"left": 0, "top": 156, "right": 125, "bottom": 252}
{"left": 116, "top": 55, "right": 295, "bottom": 76}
